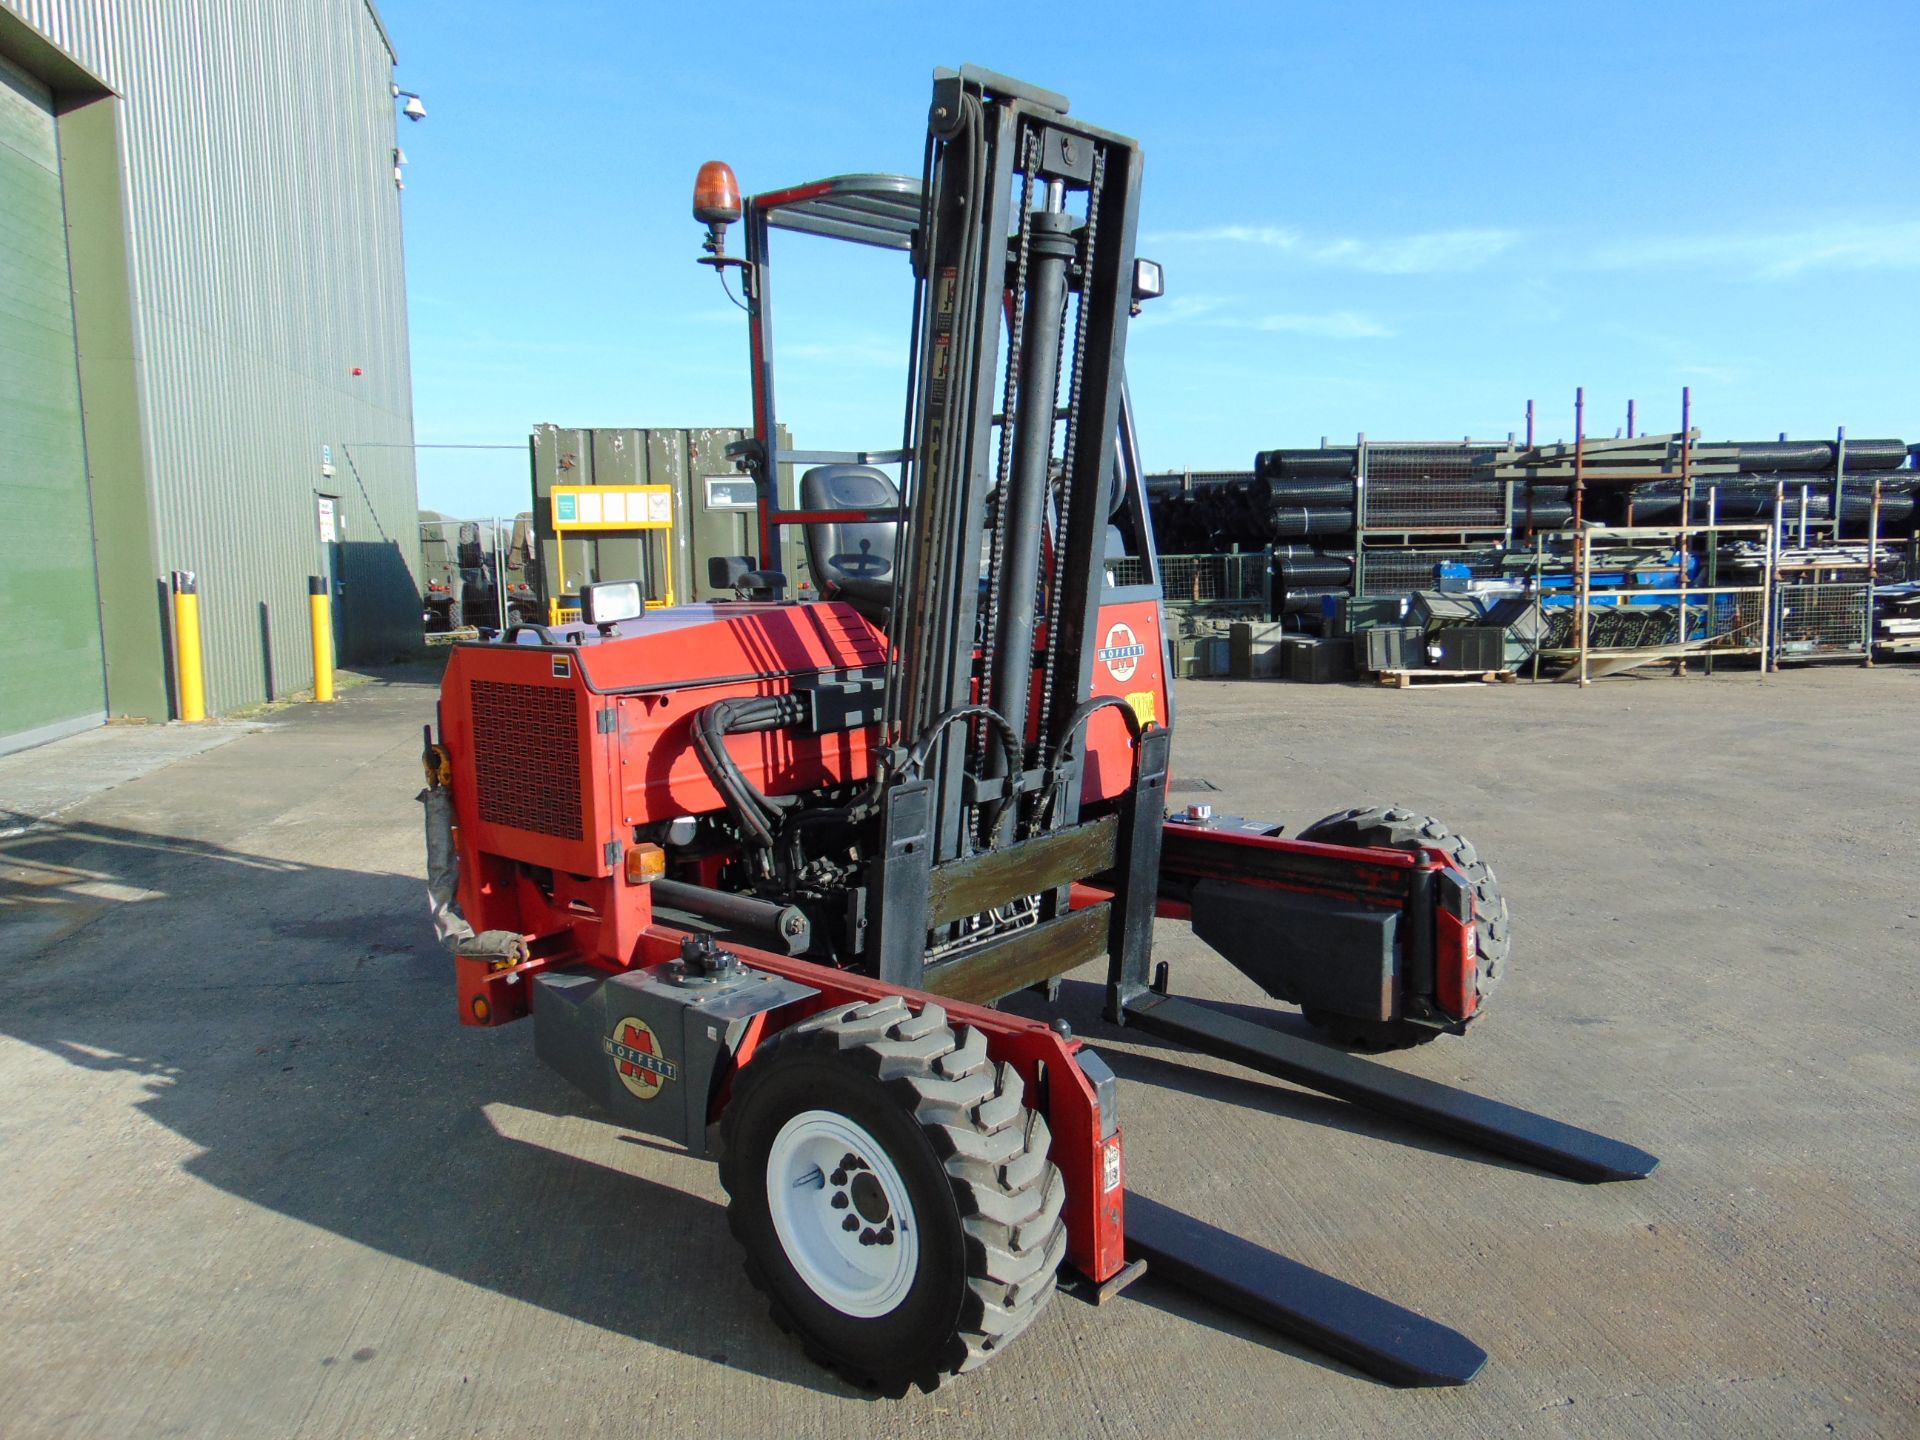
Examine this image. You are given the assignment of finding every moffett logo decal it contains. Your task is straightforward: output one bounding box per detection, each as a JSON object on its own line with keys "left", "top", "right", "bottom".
{"left": 1098, "top": 622, "right": 1145, "bottom": 684}
{"left": 605, "top": 1015, "right": 678, "bottom": 1100}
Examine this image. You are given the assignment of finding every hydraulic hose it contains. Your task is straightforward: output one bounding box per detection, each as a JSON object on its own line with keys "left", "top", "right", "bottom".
{"left": 901, "top": 703, "right": 1022, "bottom": 841}
{"left": 1048, "top": 694, "right": 1145, "bottom": 770}
{"left": 690, "top": 693, "right": 811, "bottom": 848}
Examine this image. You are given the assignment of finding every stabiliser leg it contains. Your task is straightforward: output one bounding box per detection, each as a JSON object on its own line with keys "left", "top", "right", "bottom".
{"left": 1123, "top": 1194, "right": 1488, "bottom": 1387}
{"left": 1122, "top": 993, "right": 1659, "bottom": 1184}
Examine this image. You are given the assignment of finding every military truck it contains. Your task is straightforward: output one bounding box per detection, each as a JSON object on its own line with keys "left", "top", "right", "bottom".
{"left": 418, "top": 511, "right": 543, "bottom": 634}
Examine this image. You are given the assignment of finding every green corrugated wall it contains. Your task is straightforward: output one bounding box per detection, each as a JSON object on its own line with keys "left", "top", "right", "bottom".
{"left": 2, "top": 0, "right": 420, "bottom": 745}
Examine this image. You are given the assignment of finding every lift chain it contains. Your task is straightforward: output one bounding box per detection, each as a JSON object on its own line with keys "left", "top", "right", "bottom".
{"left": 1035, "top": 143, "right": 1105, "bottom": 769}
{"left": 974, "top": 127, "right": 1040, "bottom": 782}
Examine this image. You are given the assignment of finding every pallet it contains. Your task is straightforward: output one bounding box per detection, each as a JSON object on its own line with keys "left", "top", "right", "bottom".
{"left": 1376, "top": 668, "right": 1516, "bottom": 689}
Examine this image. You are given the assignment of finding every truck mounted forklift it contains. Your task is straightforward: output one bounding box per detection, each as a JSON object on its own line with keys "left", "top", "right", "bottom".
{"left": 422, "top": 65, "right": 1655, "bottom": 1395}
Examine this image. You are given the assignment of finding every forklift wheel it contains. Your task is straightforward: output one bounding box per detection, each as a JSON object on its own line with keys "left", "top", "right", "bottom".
{"left": 1297, "top": 806, "right": 1510, "bottom": 1051}
{"left": 718, "top": 994, "right": 1066, "bottom": 1395}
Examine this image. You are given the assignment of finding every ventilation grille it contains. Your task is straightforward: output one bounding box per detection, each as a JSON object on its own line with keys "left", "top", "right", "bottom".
{"left": 470, "top": 681, "right": 584, "bottom": 839}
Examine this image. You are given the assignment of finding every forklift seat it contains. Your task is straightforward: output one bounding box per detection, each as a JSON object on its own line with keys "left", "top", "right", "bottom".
{"left": 801, "top": 465, "right": 900, "bottom": 619}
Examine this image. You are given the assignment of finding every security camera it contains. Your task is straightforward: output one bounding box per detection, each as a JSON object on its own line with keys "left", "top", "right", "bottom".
{"left": 391, "top": 84, "right": 427, "bottom": 122}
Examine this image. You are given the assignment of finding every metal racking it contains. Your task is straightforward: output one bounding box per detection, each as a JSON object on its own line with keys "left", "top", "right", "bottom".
{"left": 1526, "top": 523, "right": 1775, "bottom": 685}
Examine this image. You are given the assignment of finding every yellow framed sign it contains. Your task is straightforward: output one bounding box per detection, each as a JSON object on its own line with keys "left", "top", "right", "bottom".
{"left": 550, "top": 484, "right": 674, "bottom": 530}
{"left": 550, "top": 485, "right": 676, "bottom": 608}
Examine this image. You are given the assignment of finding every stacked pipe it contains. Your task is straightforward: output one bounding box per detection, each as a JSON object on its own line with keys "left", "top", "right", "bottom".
{"left": 1623, "top": 440, "right": 1918, "bottom": 536}
{"left": 1508, "top": 485, "right": 1574, "bottom": 531}
{"left": 1144, "top": 464, "right": 1358, "bottom": 552}
{"left": 1256, "top": 449, "right": 1357, "bottom": 611}
{"left": 1255, "top": 449, "right": 1358, "bottom": 533}
{"left": 1488, "top": 431, "right": 1739, "bottom": 533}
{"left": 1144, "top": 434, "right": 1917, "bottom": 636}
{"left": 1143, "top": 473, "right": 1211, "bottom": 553}
{"left": 1476, "top": 433, "right": 1919, "bottom": 537}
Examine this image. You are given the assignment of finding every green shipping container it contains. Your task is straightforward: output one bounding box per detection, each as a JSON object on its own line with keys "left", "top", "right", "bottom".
{"left": 529, "top": 425, "right": 813, "bottom": 607}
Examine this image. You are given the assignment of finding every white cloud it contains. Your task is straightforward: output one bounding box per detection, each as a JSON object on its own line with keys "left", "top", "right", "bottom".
{"left": 1586, "top": 221, "right": 1920, "bottom": 279}
{"left": 1134, "top": 293, "right": 1391, "bottom": 340}
{"left": 1252, "top": 311, "right": 1393, "bottom": 339}
{"left": 1149, "top": 217, "right": 1920, "bottom": 281}
{"left": 1147, "top": 224, "right": 1521, "bottom": 274}
{"left": 1153, "top": 224, "right": 1304, "bottom": 250}
{"left": 1308, "top": 230, "right": 1521, "bottom": 274}
{"left": 1128, "top": 293, "right": 1390, "bottom": 341}
{"left": 1131, "top": 294, "right": 1229, "bottom": 326}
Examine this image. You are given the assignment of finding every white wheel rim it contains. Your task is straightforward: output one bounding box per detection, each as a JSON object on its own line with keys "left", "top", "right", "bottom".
{"left": 766, "top": 1109, "right": 920, "bottom": 1318}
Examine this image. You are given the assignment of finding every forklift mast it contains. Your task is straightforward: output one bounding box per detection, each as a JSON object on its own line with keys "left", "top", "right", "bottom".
{"left": 890, "top": 69, "right": 1140, "bottom": 847}
{"left": 878, "top": 69, "right": 1156, "bottom": 992}
{"left": 711, "top": 67, "right": 1166, "bottom": 1000}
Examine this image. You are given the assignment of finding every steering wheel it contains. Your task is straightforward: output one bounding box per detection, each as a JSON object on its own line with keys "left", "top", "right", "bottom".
{"left": 831, "top": 541, "right": 891, "bottom": 579}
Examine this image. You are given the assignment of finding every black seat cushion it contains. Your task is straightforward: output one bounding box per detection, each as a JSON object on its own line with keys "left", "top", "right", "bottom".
{"left": 801, "top": 465, "right": 900, "bottom": 617}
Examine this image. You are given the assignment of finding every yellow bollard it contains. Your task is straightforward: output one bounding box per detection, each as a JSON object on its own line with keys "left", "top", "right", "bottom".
{"left": 309, "top": 575, "right": 336, "bottom": 702}
{"left": 172, "top": 570, "right": 206, "bottom": 722}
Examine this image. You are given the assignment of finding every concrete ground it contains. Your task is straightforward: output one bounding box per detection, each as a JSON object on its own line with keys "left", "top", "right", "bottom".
{"left": 0, "top": 719, "right": 259, "bottom": 835}
{"left": 1, "top": 662, "right": 1914, "bottom": 1439}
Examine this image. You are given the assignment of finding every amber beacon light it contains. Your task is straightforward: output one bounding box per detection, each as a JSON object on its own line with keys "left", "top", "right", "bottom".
{"left": 693, "top": 160, "right": 743, "bottom": 266}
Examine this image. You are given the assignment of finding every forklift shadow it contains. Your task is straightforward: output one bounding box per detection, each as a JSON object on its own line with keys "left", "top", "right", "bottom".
{"left": 1020, "top": 979, "right": 1540, "bottom": 1179}
{"left": 0, "top": 814, "right": 858, "bottom": 1398}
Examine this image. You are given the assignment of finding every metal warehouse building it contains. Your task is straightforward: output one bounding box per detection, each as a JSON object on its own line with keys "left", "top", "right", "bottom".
{"left": 0, "top": 0, "right": 419, "bottom": 754}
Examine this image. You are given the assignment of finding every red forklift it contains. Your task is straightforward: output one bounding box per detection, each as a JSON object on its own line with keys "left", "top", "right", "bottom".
{"left": 423, "top": 65, "right": 1654, "bottom": 1396}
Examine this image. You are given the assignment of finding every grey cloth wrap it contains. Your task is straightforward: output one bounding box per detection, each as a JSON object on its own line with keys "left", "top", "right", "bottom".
{"left": 419, "top": 786, "right": 527, "bottom": 960}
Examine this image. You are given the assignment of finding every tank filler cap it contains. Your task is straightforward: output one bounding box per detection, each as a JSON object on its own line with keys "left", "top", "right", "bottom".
{"left": 672, "top": 932, "right": 745, "bottom": 985}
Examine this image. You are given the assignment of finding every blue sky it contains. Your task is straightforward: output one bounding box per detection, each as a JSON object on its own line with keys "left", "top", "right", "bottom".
{"left": 385, "top": 0, "right": 1919, "bottom": 518}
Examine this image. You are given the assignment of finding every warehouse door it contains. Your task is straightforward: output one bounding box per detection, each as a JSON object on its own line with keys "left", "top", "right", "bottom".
{"left": 0, "top": 55, "right": 106, "bottom": 753}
